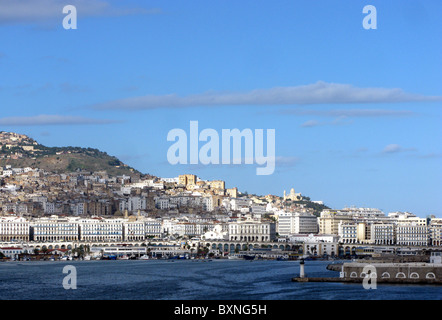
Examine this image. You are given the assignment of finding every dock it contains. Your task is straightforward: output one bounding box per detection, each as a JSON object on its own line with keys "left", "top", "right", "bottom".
{"left": 292, "top": 259, "right": 442, "bottom": 285}
{"left": 291, "top": 277, "right": 442, "bottom": 284}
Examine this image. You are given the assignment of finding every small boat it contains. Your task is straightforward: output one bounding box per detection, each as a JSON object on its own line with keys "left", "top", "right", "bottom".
{"left": 138, "top": 255, "right": 150, "bottom": 260}
{"left": 243, "top": 255, "right": 256, "bottom": 261}
{"left": 118, "top": 255, "right": 129, "bottom": 260}
{"left": 276, "top": 255, "right": 289, "bottom": 261}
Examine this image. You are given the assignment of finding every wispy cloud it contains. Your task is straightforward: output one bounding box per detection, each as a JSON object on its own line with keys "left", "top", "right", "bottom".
{"left": 300, "top": 116, "right": 353, "bottom": 128}
{"left": 382, "top": 144, "right": 417, "bottom": 154}
{"left": 300, "top": 120, "right": 321, "bottom": 128}
{"left": 0, "top": 115, "right": 121, "bottom": 126}
{"left": 0, "top": 0, "right": 162, "bottom": 26}
{"left": 91, "top": 81, "right": 442, "bottom": 111}
{"left": 275, "top": 156, "right": 300, "bottom": 167}
{"left": 283, "top": 108, "right": 416, "bottom": 118}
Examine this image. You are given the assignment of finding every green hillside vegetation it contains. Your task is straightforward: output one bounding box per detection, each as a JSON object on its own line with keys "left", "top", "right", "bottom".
{"left": 0, "top": 144, "right": 142, "bottom": 178}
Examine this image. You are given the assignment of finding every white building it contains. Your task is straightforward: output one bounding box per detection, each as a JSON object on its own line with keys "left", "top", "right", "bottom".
{"left": 396, "top": 217, "right": 429, "bottom": 246}
{"left": 155, "top": 197, "right": 170, "bottom": 210}
{"left": 278, "top": 212, "right": 318, "bottom": 236}
{"left": 338, "top": 222, "right": 358, "bottom": 244}
{"left": 144, "top": 218, "right": 163, "bottom": 238}
{"left": 228, "top": 220, "right": 276, "bottom": 242}
{"left": 371, "top": 223, "right": 395, "bottom": 245}
{"left": 203, "top": 224, "right": 229, "bottom": 240}
{"left": 230, "top": 198, "right": 252, "bottom": 211}
{"left": 0, "top": 216, "right": 30, "bottom": 241}
{"left": 288, "top": 233, "right": 340, "bottom": 257}
{"left": 31, "top": 217, "right": 79, "bottom": 241}
{"left": 79, "top": 218, "right": 124, "bottom": 242}
{"left": 429, "top": 218, "right": 442, "bottom": 247}
{"left": 0, "top": 247, "right": 25, "bottom": 259}
{"left": 124, "top": 221, "right": 145, "bottom": 241}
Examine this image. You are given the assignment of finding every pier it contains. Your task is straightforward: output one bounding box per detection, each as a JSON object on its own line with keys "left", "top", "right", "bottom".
{"left": 292, "top": 258, "right": 442, "bottom": 285}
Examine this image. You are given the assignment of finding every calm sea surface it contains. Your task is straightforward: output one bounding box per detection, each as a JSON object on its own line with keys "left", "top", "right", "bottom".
{"left": 0, "top": 260, "right": 440, "bottom": 300}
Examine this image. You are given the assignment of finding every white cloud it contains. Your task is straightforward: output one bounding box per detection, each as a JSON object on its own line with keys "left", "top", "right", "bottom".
{"left": 92, "top": 81, "right": 442, "bottom": 111}
{"left": 382, "top": 144, "right": 417, "bottom": 154}
{"left": 0, "top": 115, "right": 121, "bottom": 126}
{"left": 0, "top": 0, "right": 161, "bottom": 25}
{"left": 382, "top": 144, "right": 403, "bottom": 153}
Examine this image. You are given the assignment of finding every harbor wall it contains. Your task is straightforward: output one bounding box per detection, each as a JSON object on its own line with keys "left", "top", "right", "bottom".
{"left": 340, "top": 262, "right": 442, "bottom": 283}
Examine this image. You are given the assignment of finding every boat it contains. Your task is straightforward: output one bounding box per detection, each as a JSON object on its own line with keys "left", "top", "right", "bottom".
{"left": 243, "top": 255, "right": 256, "bottom": 261}
{"left": 138, "top": 255, "right": 150, "bottom": 260}
{"left": 84, "top": 255, "right": 91, "bottom": 261}
{"left": 227, "top": 254, "right": 243, "bottom": 260}
{"left": 276, "top": 255, "right": 289, "bottom": 261}
{"left": 118, "top": 255, "right": 129, "bottom": 260}
{"left": 102, "top": 254, "right": 117, "bottom": 260}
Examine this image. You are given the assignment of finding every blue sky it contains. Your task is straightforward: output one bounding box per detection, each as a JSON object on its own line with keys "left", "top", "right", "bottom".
{"left": 0, "top": 0, "right": 441, "bottom": 217}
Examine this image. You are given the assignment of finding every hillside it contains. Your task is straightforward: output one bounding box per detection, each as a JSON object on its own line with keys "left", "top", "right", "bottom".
{"left": 0, "top": 131, "right": 143, "bottom": 178}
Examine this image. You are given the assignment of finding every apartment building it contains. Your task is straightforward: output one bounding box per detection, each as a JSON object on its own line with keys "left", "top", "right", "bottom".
{"left": 371, "top": 223, "right": 395, "bottom": 245}
{"left": 228, "top": 220, "right": 276, "bottom": 242}
{"left": 429, "top": 218, "right": 442, "bottom": 247}
{"left": 319, "top": 210, "right": 354, "bottom": 235}
{"left": 278, "top": 212, "right": 318, "bottom": 236}
{"left": 31, "top": 217, "right": 79, "bottom": 242}
{"left": 0, "top": 216, "right": 30, "bottom": 241}
{"left": 396, "top": 217, "right": 429, "bottom": 246}
{"left": 79, "top": 218, "right": 124, "bottom": 242}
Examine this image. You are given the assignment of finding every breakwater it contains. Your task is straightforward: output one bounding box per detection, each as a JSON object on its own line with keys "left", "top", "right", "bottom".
{"left": 293, "top": 261, "right": 442, "bottom": 285}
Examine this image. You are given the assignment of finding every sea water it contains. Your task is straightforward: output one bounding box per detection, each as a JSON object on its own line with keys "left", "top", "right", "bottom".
{"left": 0, "top": 260, "right": 440, "bottom": 300}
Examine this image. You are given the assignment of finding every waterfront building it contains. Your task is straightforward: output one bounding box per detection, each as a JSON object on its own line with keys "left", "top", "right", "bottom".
{"left": 0, "top": 216, "right": 30, "bottom": 241}
{"left": 31, "top": 217, "right": 79, "bottom": 242}
{"left": 202, "top": 224, "right": 229, "bottom": 240}
{"left": 288, "top": 233, "right": 339, "bottom": 257}
{"left": 371, "top": 223, "right": 396, "bottom": 245}
{"left": 396, "top": 217, "right": 429, "bottom": 246}
{"left": 228, "top": 219, "right": 276, "bottom": 242}
{"left": 0, "top": 247, "right": 25, "bottom": 259}
{"left": 338, "top": 222, "right": 358, "bottom": 244}
{"left": 429, "top": 218, "right": 442, "bottom": 247}
{"left": 124, "top": 221, "right": 145, "bottom": 241}
{"left": 79, "top": 217, "right": 124, "bottom": 242}
{"left": 319, "top": 211, "right": 354, "bottom": 235}
{"left": 144, "top": 218, "right": 163, "bottom": 238}
{"left": 278, "top": 212, "right": 318, "bottom": 236}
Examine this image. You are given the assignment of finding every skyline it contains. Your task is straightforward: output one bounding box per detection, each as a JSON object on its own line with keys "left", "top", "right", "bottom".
{"left": 0, "top": 0, "right": 441, "bottom": 217}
